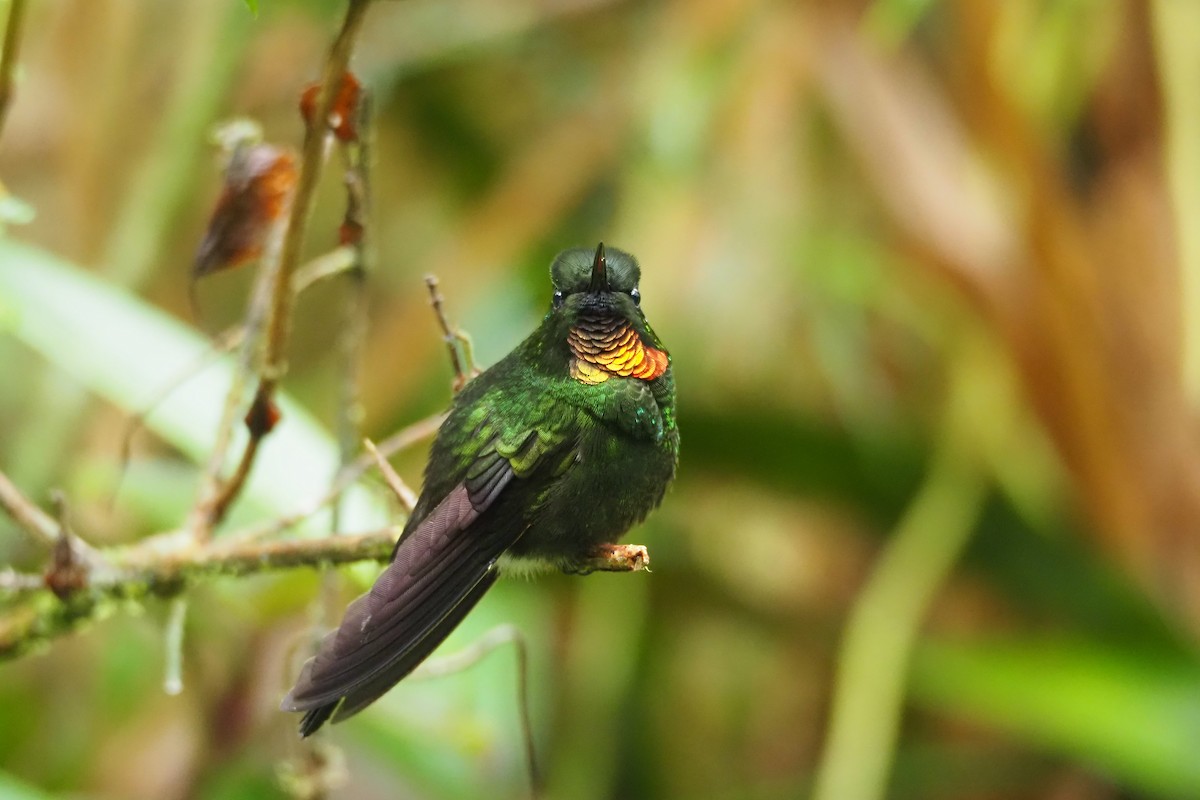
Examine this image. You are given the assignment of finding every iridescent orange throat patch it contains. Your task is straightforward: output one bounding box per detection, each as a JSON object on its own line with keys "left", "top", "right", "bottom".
{"left": 568, "top": 313, "right": 669, "bottom": 385}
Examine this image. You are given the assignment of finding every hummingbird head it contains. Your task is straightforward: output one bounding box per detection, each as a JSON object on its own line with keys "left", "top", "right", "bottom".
{"left": 547, "top": 243, "right": 669, "bottom": 385}
{"left": 550, "top": 242, "right": 640, "bottom": 301}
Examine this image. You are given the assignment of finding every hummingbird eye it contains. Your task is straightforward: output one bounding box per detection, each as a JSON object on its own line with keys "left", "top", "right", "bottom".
{"left": 630, "top": 287, "right": 641, "bottom": 306}
{"left": 552, "top": 290, "right": 565, "bottom": 309}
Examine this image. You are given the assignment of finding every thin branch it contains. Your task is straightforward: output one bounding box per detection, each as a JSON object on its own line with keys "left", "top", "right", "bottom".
{"left": 0, "top": 477, "right": 103, "bottom": 574}
{"left": 1, "top": 491, "right": 649, "bottom": 663}
{"left": 224, "top": 412, "right": 443, "bottom": 543}
{"left": 191, "top": 0, "right": 373, "bottom": 538}
{"left": 0, "top": 567, "right": 42, "bottom": 595}
{"left": 203, "top": 433, "right": 264, "bottom": 527}
{"left": 261, "top": 0, "right": 372, "bottom": 385}
{"left": 425, "top": 274, "right": 480, "bottom": 392}
{"left": 370, "top": 411, "right": 447, "bottom": 462}
{"left": 188, "top": 202, "right": 289, "bottom": 540}
{"left": 425, "top": 274, "right": 466, "bottom": 385}
{"left": 0, "top": 529, "right": 396, "bottom": 662}
{"left": 363, "top": 438, "right": 417, "bottom": 513}
{"left": 0, "top": 591, "right": 100, "bottom": 663}
{"left": 202, "top": 385, "right": 281, "bottom": 528}
{"left": 117, "top": 247, "right": 356, "bottom": 510}
{"left": 42, "top": 492, "right": 96, "bottom": 597}
{"left": 0, "top": 469, "right": 59, "bottom": 549}
{"left": 112, "top": 529, "right": 395, "bottom": 579}
{"left": 292, "top": 245, "right": 357, "bottom": 293}
{"left": 0, "top": 0, "right": 28, "bottom": 138}
{"left": 332, "top": 90, "right": 372, "bottom": 532}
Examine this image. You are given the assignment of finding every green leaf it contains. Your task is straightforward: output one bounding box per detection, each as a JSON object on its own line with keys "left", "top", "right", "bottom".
{"left": 242, "top": 0, "right": 259, "bottom": 17}
{"left": 0, "top": 194, "right": 36, "bottom": 226}
{"left": 0, "top": 237, "right": 384, "bottom": 532}
{"left": 911, "top": 637, "right": 1200, "bottom": 798}
{"left": 0, "top": 772, "right": 56, "bottom": 800}
{"left": 864, "top": 0, "right": 939, "bottom": 46}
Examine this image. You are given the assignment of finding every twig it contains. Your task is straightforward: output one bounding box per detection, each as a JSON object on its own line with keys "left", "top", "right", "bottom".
{"left": 363, "top": 438, "right": 416, "bottom": 513}
{"left": 1, "top": 458, "right": 647, "bottom": 661}
{"left": 0, "top": 473, "right": 108, "bottom": 587}
{"left": 424, "top": 274, "right": 465, "bottom": 383}
{"left": 424, "top": 274, "right": 479, "bottom": 391}
{"left": 204, "top": 438, "right": 264, "bottom": 529}
{"left": 412, "top": 623, "right": 542, "bottom": 798}
{"left": 0, "top": 591, "right": 101, "bottom": 663}
{"left": 113, "top": 529, "right": 394, "bottom": 578}
{"left": 0, "top": 567, "right": 42, "bottom": 595}
{"left": 314, "top": 89, "right": 375, "bottom": 728}
{"left": 0, "top": 469, "right": 59, "bottom": 550}
{"left": 0, "top": 528, "right": 397, "bottom": 662}
{"left": 370, "top": 412, "right": 447, "bottom": 462}
{"left": 225, "top": 412, "right": 443, "bottom": 543}
{"left": 292, "top": 245, "right": 357, "bottom": 293}
{"left": 43, "top": 492, "right": 93, "bottom": 598}
{"left": 332, "top": 90, "right": 372, "bottom": 532}
{"left": 0, "top": 0, "right": 28, "bottom": 138}
{"left": 188, "top": 205, "right": 289, "bottom": 540}
{"left": 200, "top": 385, "right": 281, "bottom": 533}
{"left": 191, "top": 0, "right": 373, "bottom": 538}
{"left": 261, "top": 0, "right": 372, "bottom": 385}
{"left": 116, "top": 247, "right": 356, "bottom": 510}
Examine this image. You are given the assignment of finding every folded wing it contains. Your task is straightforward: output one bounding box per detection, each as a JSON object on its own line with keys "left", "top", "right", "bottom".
{"left": 281, "top": 402, "right": 582, "bottom": 736}
{"left": 282, "top": 447, "right": 525, "bottom": 735}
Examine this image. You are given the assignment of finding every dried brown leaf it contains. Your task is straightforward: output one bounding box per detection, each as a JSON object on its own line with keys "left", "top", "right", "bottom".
{"left": 193, "top": 144, "right": 298, "bottom": 278}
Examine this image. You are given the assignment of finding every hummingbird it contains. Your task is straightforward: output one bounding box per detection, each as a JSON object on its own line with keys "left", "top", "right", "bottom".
{"left": 282, "top": 243, "right": 678, "bottom": 735}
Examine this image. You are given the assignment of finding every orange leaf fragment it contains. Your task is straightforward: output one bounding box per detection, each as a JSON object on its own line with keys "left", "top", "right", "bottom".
{"left": 193, "top": 144, "right": 298, "bottom": 278}
{"left": 299, "top": 71, "right": 362, "bottom": 142}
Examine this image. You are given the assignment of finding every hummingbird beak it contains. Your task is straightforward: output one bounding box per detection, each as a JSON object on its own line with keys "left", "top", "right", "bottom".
{"left": 588, "top": 242, "right": 609, "bottom": 293}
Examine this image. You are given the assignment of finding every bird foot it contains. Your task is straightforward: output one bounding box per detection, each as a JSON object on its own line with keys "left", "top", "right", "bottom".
{"left": 568, "top": 543, "right": 650, "bottom": 575}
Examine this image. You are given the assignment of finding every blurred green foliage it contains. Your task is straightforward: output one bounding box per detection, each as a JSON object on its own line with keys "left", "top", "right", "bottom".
{"left": 2, "top": 1, "right": 1199, "bottom": 799}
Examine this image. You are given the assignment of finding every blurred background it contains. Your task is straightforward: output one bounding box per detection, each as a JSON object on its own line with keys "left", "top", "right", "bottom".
{"left": 2, "top": 0, "right": 1200, "bottom": 798}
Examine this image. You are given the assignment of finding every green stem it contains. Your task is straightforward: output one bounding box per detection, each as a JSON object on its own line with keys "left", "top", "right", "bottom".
{"left": 1151, "top": 1, "right": 1200, "bottom": 408}
{"left": 811, "top": 388, "right": 986, "bottom": 800}
{"left": 0, "top": 0, "right": 29, "bottom": 138}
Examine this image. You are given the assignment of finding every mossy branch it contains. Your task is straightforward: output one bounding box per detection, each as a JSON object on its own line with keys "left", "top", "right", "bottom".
{"left": 0, "top": 521, "right": 397, "bottom": 662}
